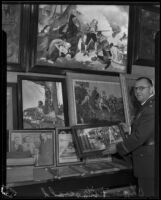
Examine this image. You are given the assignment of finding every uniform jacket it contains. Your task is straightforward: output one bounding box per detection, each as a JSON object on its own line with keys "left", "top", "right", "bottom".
{"left": 117, "top": 95, "right": 155, "bottom": 178}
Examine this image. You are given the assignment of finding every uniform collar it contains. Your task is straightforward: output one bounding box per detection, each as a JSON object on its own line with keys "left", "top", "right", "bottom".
{"left": 141, "top": 95, "right": 155, "bottom": 106}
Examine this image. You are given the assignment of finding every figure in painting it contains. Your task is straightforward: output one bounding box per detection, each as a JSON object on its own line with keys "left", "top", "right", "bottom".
{"left": 22, "top": 136, "right": 36, "bottom": 156}
{"left": 38, "top": 133, "right": 53, "bottom": 165}
{"left": 11, "top": 133, "right": 23, "bottom": 152}
{"left": 84, "top": 19, "right": 98, "bottom": 56}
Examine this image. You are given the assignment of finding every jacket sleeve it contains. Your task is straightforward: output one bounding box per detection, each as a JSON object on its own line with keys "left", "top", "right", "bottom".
{"left": 116, "top": 106, "right": 154, "bottom": 156}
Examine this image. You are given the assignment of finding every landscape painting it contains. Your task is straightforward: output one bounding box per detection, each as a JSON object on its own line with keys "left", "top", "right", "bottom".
{"left": 18, "top": 76, "right": 67, "bottom": 129}
{"left": 36, "top": 5, "right": 129, "bottom": 73}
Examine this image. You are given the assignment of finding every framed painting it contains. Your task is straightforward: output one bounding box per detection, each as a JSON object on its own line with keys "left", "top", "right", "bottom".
{"left": 2, "top": 4, "right": 30, "bottom": 72}
{"left": 9, "top": 130, "right": 55, "bottom": 166}
{"left": 29, "top": 4, "right": 132, "bottom": 74}
{"left": 72, "top": 124, "right": 125, "bottom": 158}
{"left": 55, "top": 127, "right": 82, "bottom": 166}
{"left": 133, "top": 5, "right": 160, "bottom": 66}
{"left": 17, "top": 75, "right": 69, "bottom": 129}
{"left": 67, "top": 72, "right": 129, "bottom": 126}
{"left": 7, "top": 83, "right": 18, "bottom": 130}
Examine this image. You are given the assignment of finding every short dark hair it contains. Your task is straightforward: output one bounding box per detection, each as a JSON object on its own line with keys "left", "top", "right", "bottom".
{"left": 136, "top": 77, "right": 153, "bottom": 86}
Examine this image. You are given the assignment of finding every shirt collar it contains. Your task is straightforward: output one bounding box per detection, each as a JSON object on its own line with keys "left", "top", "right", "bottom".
{"left": 141, "top": 94, "right": 154, "bottom": 105}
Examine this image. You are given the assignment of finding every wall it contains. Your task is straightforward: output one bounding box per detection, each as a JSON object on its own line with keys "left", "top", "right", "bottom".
{"left": 7, "top": 65, "right": 155, "bottom": 83}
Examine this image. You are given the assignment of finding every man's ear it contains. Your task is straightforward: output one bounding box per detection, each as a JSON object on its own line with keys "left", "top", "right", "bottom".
{"left": 150, "top": 86, "right": 155, "bottom": 95}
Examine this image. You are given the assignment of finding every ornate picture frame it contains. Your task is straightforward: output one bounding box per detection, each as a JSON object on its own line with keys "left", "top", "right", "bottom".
{"left": 17, "top": 75, "right": 69, "bottom": 129}
{"left": 67, "top": 72, "right": 129, "bottom": 126}
{"left": 55, "top": 127, "right": 82, "bottom": 166}
{"left": 9, "top": 130, "right": 55, "bottom": 166}
{"left": 72, "top": 124, "right": 125, "bottom": 158}
{"left": 29, "top": 4, "right": 132, "bottom": 74}
{"left": 133, "top": 5, "right": 160, "bottom": 66}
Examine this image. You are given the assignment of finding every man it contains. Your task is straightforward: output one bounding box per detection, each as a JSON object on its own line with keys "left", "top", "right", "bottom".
{"left": 38, "top": 133, "right": 53, "bottom": 165}
{"left": 11, "top": 135, "right": 23, "bottom": 152}
{"left": 84, "top": 19, "right": 98, "bottom": 56}
{"left": 103, "top": 77, "right": 155, "bottom": 197}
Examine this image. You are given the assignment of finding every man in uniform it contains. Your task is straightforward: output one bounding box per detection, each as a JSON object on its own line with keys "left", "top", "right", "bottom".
{"left": 103, "top": 77, "right": 155, "bottom": 197}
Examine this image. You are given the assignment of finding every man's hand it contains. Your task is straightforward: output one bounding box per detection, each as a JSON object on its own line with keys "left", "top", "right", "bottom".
{"left": 102, "top": 144, "right": 117, "bottom": 155}
{"left": 120, "top": 122, "right": 131, "bottom": 134}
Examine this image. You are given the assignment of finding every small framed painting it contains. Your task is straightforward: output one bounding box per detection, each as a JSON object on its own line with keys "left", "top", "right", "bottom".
{"left": 72, "top": 124, "right": 125, "bottom": 158}
{"left": 55, "top": 127, "right": 82, "bottom": 166}
{"left": 9, "top": 130, "right": 55, "bottom": 166}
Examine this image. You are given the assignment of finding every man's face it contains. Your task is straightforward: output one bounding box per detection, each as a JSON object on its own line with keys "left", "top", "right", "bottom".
{"left": 134, "top": 79, "right": 153, "bottom": 103}
{"left": 15, "top": 137, "right": 21, "bottom": 145}
{"left": 41, "top": 133, "right": 47, "bottom": 140}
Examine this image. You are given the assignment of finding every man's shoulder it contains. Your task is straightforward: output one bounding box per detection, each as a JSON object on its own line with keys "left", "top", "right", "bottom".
{"left": 144, "top": 95, "right": 155, "bottom": 108}
{"left": 142, "top": 96, "right": 155, "bottom": 116}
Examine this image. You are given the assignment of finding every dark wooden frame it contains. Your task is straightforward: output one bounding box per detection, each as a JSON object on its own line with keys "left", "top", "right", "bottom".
{"left": 9, "top": 129, "right": 55, "bottom": 167}
{"left": 28, "top": 4, "right": 133, "bottom": 74}
{"left": 55, "top": 127, "right": 82, "bottom": 166}
{"left": 17, "top": 75, "right": 69, "bottom": 129}
{"left": 2, "top": 3, "right": 31, "bottom": 72}
{"left": 72, "top": 124, "right": 125, "bottom": 159}
{"left": 7, "top": 83, "right": 18, "bottom": 130}
{"left": 133, "top": 5, "right": 160, "bottom": 67}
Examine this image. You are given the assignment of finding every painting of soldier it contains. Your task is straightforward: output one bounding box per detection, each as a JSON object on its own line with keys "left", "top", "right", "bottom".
{"left": 36, "top": 5, "right": 129, "bottom": 73}
{"left": 73, "top": 80, "right": 125, "bottom": 125}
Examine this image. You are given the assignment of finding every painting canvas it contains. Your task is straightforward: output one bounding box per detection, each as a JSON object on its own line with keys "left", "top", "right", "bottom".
{"left": 56, "top": 128, "right": 81, "bottom": 166}
{"left": 9, "top": 130, "right": 55, "bottom": 166}
{"left": 36, "top": 5, "right": 129, "bottom": 73}
{"left": 67, "top": 73, "right": 126, "bottom": 125}
{"left": 2, "top": 4, "right": 21, "bottom": 63}
{"left": 72, "top": 125, "right": 124, "bottom": 157}
{"left": 18, "top": 76, "right": 67, "bottom": 129}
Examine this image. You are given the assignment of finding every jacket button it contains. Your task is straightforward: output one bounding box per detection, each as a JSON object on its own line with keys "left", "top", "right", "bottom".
{"left": 140, "top": 154, "right": 143, "bottom": 157}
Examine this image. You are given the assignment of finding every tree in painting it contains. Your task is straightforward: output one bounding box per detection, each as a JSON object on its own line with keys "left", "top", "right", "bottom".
{"left": 22, "top": 80, "right": 65, "bottom": 128}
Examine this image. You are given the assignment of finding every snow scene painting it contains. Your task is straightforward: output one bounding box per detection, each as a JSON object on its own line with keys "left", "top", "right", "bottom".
{"left": 36, "top": 5, "right": 129, "bottom": 72}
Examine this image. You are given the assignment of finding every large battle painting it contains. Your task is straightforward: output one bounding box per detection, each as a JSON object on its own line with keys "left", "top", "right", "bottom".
{"left": 36, "top": 5, "right": 129, "bottom": 72}
{"left": 73, "top": 80, "right": 125, "bottom": 125}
